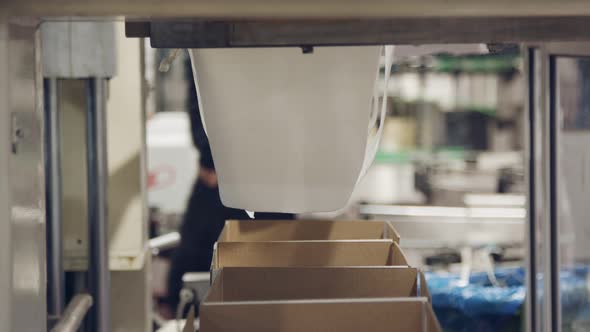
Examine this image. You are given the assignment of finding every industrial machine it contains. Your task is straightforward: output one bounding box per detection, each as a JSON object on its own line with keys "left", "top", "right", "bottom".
{"left": 2, "top": 3, "right": 590, "bottom": 332}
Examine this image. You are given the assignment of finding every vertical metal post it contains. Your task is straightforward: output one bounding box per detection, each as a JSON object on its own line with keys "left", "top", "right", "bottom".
{"left": 524, "top": 47, "right": 536, "bottom": 332}
{"left": 85, "top": 78, "right": 111, "bottom": 332}
{"left": 45, "top": 78, "right": 65, "bottom": 320}
{"left": 538, "top": 47, "right": 554, "bottom": 332}
{"left": 547, "top": 54, "right": 561, "bottom": 332}
{"left": 2, "top": 18, "right": 47, "bottom": 332}
{"left": 528, "top": 46, "right": 561, "bottom": 332}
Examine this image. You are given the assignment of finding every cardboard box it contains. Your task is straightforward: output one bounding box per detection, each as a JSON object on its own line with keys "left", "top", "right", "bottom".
{"left": 207, "top": 266, "right": 426, "bottom": 300}
{"left": 218, "top": 219, "right": 401, "bottom": 243}
{"left": 212, "top": 239, "right": 408, "bottom": 270}
{"left": 200, "top": 267, "right": 441, "bottom": 332}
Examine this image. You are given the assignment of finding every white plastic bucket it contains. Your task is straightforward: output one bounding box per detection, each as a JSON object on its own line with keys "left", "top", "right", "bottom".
{"left": 189, "top": 46, "right": 393, "bottom": 213}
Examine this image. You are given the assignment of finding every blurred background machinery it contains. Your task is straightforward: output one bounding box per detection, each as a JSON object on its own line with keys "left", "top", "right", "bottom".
{"left": 2, "top": 6, "right": 590, "bottom": 332}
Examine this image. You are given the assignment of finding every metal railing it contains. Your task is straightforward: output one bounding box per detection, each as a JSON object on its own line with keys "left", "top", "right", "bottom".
{"left": 51, "top": 294, "right": 93, "bottom": 332}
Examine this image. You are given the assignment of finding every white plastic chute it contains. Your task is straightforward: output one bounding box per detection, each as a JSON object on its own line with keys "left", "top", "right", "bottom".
{"left": 189, "top": 46, "right": 393, "bottom": 213}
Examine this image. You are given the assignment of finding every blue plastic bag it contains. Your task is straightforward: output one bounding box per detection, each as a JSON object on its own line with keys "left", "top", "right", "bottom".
{"left": 425, "top": 266, "right": 589, "bottom": 332}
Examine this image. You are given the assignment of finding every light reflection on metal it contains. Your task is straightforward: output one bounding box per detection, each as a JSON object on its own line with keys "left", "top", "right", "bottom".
{"left": 51, "top": 294, "right": 93, "bottom": 332}
{"left": 463, "top": 194, "right": 526, "bottom": 207}
{"left": 360, "top": 204, "right": 526, "bottom": 219}
{"left": 149, "top": 231, "right": 180, "bottom": 255}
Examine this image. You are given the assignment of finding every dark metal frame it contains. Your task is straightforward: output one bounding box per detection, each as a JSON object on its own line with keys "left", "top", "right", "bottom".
{"left": 126, "top": 17, "right": 590, "bottom": 48}
{"left": 524, "top": 43, "right": 590, "bottom": 332}
{"left": 548, "top": 54, "right": 560, "bottom": 332}
{"left": 525, "top": 47, "right": 538, "bottom": 332}
{"left": 44, "top": 78, "right": 65, "bottom": 324}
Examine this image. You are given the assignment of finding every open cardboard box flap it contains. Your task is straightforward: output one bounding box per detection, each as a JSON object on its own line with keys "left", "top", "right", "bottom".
{"left": 213, "top": 239, "right": 408, "bottom": 269}
{"left": 207, "top": 266, "right": 420, "bottom": 301}
{"left": 200, "top": 299, "right": 441, "bottom": 332}
{"left": 201, "top": 267, "right": 441, "bottom": 332}
{"left": 219, "top": 219, "right": 400, "bottom": 243}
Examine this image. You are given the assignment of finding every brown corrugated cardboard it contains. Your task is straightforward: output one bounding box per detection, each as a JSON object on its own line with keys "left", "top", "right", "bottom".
{"left": 218, "top": 219, "right": 401, "bottom": 243}
{"left": 213, "top": 239, "right": 408, "bottom": 269}
{"left": 201, "top": 299, "right": 440, "bottom": 332}
{"left": 214, "top": 267, "right": 420, "bottom": 300}
{"left": 182, "top": 305, "right": 195, "bottom": 332}
{"left": 200, "top": 267, "right": 442, "bottom": 332}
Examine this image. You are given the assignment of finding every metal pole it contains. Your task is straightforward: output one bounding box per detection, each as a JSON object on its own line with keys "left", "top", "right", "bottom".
{"left": 51, "top": 294, "right": 94, "bottom": 332}
{"left": 524, "top": 46, "right": 540, "bottom": 332}
{"left": 547, "top": 54, "right": 561, "bottom": 332}
{"left": 70, "top": 271, "right": 90, "bottom": 332}
{"left": 530, "top": 46, "right": 560, "bottom": 332}
{"left": 85, "top": 78, "right": 111, "bottom": 332}
{"left": 44, "top": 78, "right": 65, "bottom": 320}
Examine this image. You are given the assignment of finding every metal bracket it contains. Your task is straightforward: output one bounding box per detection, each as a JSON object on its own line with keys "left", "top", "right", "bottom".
{"left": 42, "top": 22, "right": 117, "bottom": 78}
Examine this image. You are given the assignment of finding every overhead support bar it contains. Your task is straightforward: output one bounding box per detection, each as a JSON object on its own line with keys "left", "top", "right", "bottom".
{"left": 6, "top": 0, "right": 590, "bottom": 19}
{"left": 126, "top": 17, "right": 590, "bottom": 48}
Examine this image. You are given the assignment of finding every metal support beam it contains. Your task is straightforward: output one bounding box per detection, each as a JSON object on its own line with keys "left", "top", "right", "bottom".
{"left": 126, "top": 17, "right": 590, "bottom": 48}
{"left": 45, "top": 78, "right": 65, "bottom": 322}
{"left": 42, "top": 21, "right": 117, "bottom": 78}
{"left": 1, "top": 18, "right": 47, "bottom": 332}
{"left": 85, "top": 78, "right": 111, "bottom": 332}
{"left": 6, "top": 0, "right": 590, "bottom": 19}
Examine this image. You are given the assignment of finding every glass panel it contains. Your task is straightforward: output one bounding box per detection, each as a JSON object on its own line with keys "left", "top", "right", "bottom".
{"left": 555, "top": 56, "right": 590, "bottom": 332}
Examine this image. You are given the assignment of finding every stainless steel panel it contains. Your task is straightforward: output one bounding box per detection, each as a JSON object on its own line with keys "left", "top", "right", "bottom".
{"left": 0, "top": 19, "right": 12, "bottom": 332}
{"left": 0, "top": 18, "right": 47, "bottom": 332}
{"left": 41, "top": 21, "right": 117, "bottom": 78}
{"left": 360, "top": 204, "right": 524, "bottom": 247}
